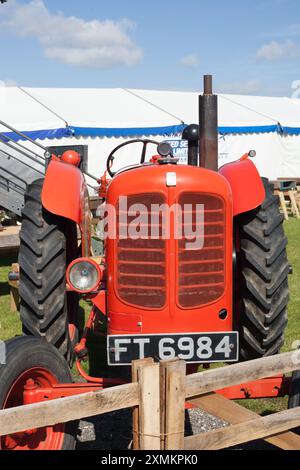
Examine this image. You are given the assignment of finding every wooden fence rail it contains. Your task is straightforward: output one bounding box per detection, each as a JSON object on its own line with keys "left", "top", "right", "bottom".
{"left": 0, "top": 351, "right": 300, "bottom": 450}
{"left": 185, "top": 350, "right": 300, "bottom": 398}
{"left": 184, "top": 406, "right": 300, "bottom": 450}
{"left": 162, "top": 350, "right": 300, "bottom": 451}
{"left": 0, "top": 383, "right": 139, "bottom": 438}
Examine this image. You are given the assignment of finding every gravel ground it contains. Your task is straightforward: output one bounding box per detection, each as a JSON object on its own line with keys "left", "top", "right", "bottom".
{"left": 76, "top": 409, "right": 228, "bottom": 450}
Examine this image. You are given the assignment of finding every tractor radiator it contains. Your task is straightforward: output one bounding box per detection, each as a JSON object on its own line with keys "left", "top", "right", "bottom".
{"left": 116, "top": 193, "right": 167, "bottom": 309}
{"left": 178, "top": 193, "right": 226, "bottom": 308}
{"left": 116, "top": 192, "right": 225, "bottom": 310}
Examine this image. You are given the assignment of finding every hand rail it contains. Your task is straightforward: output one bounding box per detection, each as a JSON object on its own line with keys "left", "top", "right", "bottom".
{"left": 0, "top": 117, "right": 99, "bottom": 188}
{"left": 0, "top": 119, "right": 48, "bottom": 152}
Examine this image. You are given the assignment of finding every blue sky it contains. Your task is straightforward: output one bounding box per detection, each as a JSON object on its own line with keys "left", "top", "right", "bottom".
{"left": 0, "top": 0, "right": 299, "bottom": 95}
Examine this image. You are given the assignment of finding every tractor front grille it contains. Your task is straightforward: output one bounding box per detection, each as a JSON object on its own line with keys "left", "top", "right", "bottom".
{"left": 116, "top": 194, "right": 167, "bottom": 308}
{"left": 178, "top": 193, "right": 226, "bottom": 308}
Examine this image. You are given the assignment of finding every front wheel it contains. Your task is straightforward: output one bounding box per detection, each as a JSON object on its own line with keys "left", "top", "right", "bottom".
{"left": 19, "top": 179, "right": 79, "bottom": 365}
{"left": 235, "top": 178, "right": 290, "bottom": 361}
{"left": 0, "top": 337, "right": 77, "bottom": 450}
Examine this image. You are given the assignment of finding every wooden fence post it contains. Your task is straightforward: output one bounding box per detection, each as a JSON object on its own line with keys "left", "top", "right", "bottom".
{"left": 136, "top": 361, "right": 161, "bottom": 450}
{"left": 131, "top": 358, "right": 154, "bottom": 450}
{"left": 160, "top": 360, "right": 186, "bottom": 451}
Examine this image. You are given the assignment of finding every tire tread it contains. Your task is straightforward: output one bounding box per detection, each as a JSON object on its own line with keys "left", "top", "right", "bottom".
{"left": 237, "top": 178, "right": 289, "bottom": 361}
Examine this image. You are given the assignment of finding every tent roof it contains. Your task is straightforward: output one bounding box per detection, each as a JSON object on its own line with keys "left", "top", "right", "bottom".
{"left": 1, "top": 87, "right": 300, "bottom": 140}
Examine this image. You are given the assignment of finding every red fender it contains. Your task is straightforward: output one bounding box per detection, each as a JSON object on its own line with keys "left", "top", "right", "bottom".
{"left": 42, "top": 158, "right": 86, "bottom": 224}
{"left": 219, "top": 157, "right": 265, "bottom": 216}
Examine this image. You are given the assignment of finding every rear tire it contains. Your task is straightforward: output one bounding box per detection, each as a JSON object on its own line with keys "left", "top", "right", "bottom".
{"left": 0, "top": 337, "right": 77, "bottom": 450}
{"left": 236, "top": 178, "right": 290, "bottom": 361}
{"left": 19, "top": 179, "right": 79, "bottom": 364}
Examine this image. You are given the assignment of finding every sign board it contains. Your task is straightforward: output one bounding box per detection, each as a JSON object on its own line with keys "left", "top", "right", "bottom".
{"left": 164, "top": 139, "right": 188, "bottom": 164}
{"left": 165, "top": 137, "right": 230, "bottom": 166}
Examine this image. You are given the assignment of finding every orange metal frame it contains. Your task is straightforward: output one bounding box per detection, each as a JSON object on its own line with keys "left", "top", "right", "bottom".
{"left": 22, "top": 375, "right": 291, "bottom": 405}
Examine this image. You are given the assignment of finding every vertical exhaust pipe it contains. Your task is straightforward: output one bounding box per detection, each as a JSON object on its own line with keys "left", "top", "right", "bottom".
{"left": 199, "top": 75, "right": 218, "bottom": 171}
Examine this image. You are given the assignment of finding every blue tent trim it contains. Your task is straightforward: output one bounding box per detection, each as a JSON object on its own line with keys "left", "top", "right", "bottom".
{"left": 2, "top": 123, "right": 300, "bottom": 142}
{"left": 218, "top": 125, "right": 278, "bottom": 135}
{"left": 1, "top": 127, "right": 74, "bottom": 142}
{"left": 70, "top": 125, "right": 186, "bottom": 138}
{"left": 1, "top": 124, "right": 184, "bottom": 142}
{"left": 281, "top": 126, "right": 300, "bottom": 136}
{"left": 220, "top": 124, "right": 300, "bottom": 136}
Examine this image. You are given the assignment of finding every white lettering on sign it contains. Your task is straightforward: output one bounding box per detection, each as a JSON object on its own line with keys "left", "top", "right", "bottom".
{"left": 164, "top": 139, "right": 188, "bottom": 164}
{"left": 197, "top": 337, "right": 213, "bottom": 359}
{"left": 114, "top": 339, "right": 131, "bottom": 362}
{"left": 177, "top": 337, "right": 194, "bottom": 360}
{"left": 108, "top": 333, "right": 238, "bottom": 365}
{"left": 159, "top": 338, "right": 176, "bottom": 360}
{"left": 133, "top": 338, "right": 150, "bottom": 359}
{"left": 215, "top": 336, "right": 231, "bottom": 359}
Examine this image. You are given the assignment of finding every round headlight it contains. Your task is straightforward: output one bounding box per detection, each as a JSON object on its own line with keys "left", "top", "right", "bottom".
{"left": 67, "top": 258, "right": 101, "bottom": 293}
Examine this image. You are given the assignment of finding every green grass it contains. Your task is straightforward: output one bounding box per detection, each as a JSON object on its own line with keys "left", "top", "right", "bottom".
{"left": 238, "top": 218, "right": 300, "bottom": 414}
{"left": 0, "top": 219, "right": 300, "bottom": 415}
{"left": 0, "top": 253, "right": 21, "bottom": 341}
{"left": 282, "top": 219, "right": 300, "bottom": 352}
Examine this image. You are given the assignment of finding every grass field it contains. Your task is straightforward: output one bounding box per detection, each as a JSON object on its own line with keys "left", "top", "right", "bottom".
{"left": 0, "top": 219, "right": 300, "bottom": 415}
{"left": 0, "top": 252, "right": 21, "bottom": 341}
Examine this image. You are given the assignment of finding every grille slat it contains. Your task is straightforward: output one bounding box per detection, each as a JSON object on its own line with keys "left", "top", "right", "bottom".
{"left": 119, "top": 247, "right": 164, "bottom": 253}
{"left": 178, "top": 193, "right": 226, "bottom": 308}
{"left": 180, "top": 282, "right": 224, "bottom": 289}
{"left": 118, "top": 284, "right": 165, "bottom": 291}
{"left": 180, "top": 259, "right": 224, "bottom": 265}
{"left": 179, "top": 245, "right": 224, "bottom": 253}
{"left": 180, "top": 271, "right": 224, "bottom": 277}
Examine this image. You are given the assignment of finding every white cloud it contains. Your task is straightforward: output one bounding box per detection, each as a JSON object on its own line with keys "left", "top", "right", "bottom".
{"left": 256, "top": 40, "right": 300, "bottom": 61}
{"left": 218, "top": 79, "right": 262, "bottom": 95}
{"left": 0, "top": 0, "right": 142, "bottom": 69}
{"left": 180, "top": 53, "right": 200, "bottom": 68}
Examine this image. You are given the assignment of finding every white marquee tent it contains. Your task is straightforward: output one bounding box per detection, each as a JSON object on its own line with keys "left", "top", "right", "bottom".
{"left": 1, "top": 86, "right": 300, "bottom": 189}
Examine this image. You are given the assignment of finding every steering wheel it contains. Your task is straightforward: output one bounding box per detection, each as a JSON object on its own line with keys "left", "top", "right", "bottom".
{"left": 106, "top": 139, "right": 161, "bottom": 178}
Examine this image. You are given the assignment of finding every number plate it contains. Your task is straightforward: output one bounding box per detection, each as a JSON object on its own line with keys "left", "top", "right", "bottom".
{"left": 107, "top": 332, "right": 239, "bottom": 366}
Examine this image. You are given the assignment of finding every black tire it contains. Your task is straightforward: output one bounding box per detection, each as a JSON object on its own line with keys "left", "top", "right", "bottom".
{"left": 235, "top": 178, "right": 290, "bottom": 361}
{"left": 0, "top": 336, "right": 77, "bottom": 450}
{"left": 19, "top": 179, "right": 79, "bottom": 364}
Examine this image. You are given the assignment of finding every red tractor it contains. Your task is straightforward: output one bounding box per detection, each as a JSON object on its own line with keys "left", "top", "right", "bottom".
{"left": 0, "top": 77, "right": 293, "bottom": 450}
